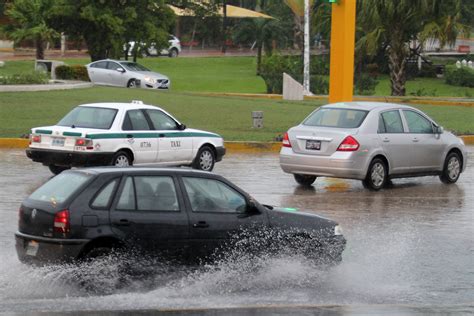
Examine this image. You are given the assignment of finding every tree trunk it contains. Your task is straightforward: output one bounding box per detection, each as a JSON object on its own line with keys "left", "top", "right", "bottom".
{"left": 222, "top": 0, "right": 227, "bottom": 53}
{"left": 35, "top": 38, "right": 45, "bottom": 60}
{"left": 387, "top": 44, "right": 407, "bottom": 96}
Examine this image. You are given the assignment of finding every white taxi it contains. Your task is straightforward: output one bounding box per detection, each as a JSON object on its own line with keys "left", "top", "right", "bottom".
{"left": 26, "top": 100, "right": 226, "bottom": 174}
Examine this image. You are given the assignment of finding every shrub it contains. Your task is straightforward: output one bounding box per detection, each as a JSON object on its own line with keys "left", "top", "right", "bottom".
{"left": 354, "top": 74, "right": 378, "bottom": 96}
{"left": 366, "top": 63, "right": 379, "bottom": 78}
{"left": 445, "top": 65, "right": 474, "bottom": 87}
{"left": 259, "top": 54, "right": 329, "bottom": 94}
{"left": 55, "top": 64, "right": 90, "bottom": 81}
{"left": 0, "top": 72, "right": 49, "bottom": 85}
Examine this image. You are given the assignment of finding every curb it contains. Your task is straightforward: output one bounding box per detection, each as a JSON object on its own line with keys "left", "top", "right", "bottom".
{"left": 0, "top": 82, "right": 93, "bottom": 92}
{"left": 201, "top": 93, "right": 474, "bottom": 107}
{"left": 1, "top": 138, "right": 473, "bottom": 151}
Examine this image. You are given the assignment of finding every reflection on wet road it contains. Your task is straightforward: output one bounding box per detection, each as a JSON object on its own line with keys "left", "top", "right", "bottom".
{"left": 0, "top": 148, "right": 473, "bottom": 315}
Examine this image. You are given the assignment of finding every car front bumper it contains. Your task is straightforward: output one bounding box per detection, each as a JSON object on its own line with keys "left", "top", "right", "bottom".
{"left": 279, "top": 147, "right": 369, "bottom": 180}
{"left": 15, "top": 231, "right": 88, "bottom": 264}
{"left": 26, "top": 148, "right": 114, "bottom": 167}
{"left": 216, "top": 146, "right": 226, "bottom": 162}
{"left": 141, "top": 79, "right": 170, "bottom": 90}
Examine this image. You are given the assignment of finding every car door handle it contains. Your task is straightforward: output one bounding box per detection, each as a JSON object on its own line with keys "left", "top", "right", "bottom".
{"left": 193, "top": 221, "right": 209, "bottom": 228}
{"left": 114, "top": 219, "right": 131, "bottom": 226}
{"left": 126, "top": 134, "right": 134, "bottom": 138}
{"left": 382, "top": 138, "right": 390, "bottom": 143}
{"left": 412, "top": 138, "right": 419, "bottom": 142}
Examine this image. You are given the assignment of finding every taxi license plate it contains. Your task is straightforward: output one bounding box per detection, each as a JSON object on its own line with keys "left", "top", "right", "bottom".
{"left": 51, "top": 137, "right": 65, "bottom": 147}
{"left": 306, "top": 140, "right": 321, "bottom": 150}
{"left": 26, "top": 240, "right": 39, "bottom": 256}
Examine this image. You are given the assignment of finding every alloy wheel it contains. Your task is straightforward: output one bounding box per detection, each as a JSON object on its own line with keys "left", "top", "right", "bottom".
{"left": 371, "top": 162, "right": 385, "bottom": 187}
{"left": 447, "top": 156, "right": 460, "bottom": 180}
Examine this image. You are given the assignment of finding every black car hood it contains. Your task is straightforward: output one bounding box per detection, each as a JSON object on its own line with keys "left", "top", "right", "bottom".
{"left": 265, "top": 206, "right": 337, "bottom": 231}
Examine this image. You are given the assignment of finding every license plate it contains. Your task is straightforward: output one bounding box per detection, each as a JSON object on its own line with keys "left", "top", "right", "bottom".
{"left": 26, "top": 240, "right": 39, "bottom": 256}
{"left": 51, "top": 137, "right": 65, "bottom": 147}
{"left": 306, "top": 140, "right": 321, "bottom": 150}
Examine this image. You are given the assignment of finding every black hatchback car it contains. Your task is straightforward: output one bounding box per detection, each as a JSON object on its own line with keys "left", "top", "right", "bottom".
{"left": 16, "top": 168, "right": 345, "bottom": 264}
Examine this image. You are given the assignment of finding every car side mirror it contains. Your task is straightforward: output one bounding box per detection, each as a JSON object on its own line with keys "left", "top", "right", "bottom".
{"left": 435, "top": 126, "right": 444, "bottom": 134}
{"left": 247, "top": 200, "right": 260, "bottom": 214}
{"left": 116, "top": 67, "right": 125, "bottom": 73}
{"left": 178, "top": 124, "right": 186, "bottom": 130}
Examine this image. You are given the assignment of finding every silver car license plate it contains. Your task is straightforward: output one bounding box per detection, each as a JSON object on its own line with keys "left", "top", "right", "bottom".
{"left": 306, "top": 140, "right": 321, "bottom": 150}
{"left": 51, "top": 137, "right": 65, "bottom": 147}
{"left": 26, "top": 240, "right": 39, "bottom": 256}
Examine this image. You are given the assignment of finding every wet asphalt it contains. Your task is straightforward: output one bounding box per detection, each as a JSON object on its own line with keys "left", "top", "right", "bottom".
{"left": 0, "top": 148, "right": 473, "bottom": 315}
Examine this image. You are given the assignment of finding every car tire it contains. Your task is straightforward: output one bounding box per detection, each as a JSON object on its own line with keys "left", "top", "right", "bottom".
{"left": 127, "top": 79, "right": 137, "bottom": 88}
{"left": 192, "top": 146, "right": 215, "bottom": 172}
{"left": 111, "top": 151, "right": 132, "bottom": 167}
{"left": 48, "top": 165, "right": 70, "bottom": 175}
{"left": 168, "top": 48, "right": 179, "bottom": 58}
{"left": 439, "top": 152, "right": 462, "bottom": 184}
{"left": 363, "top": 158, "right": 388, "bottom": 191}
{"left": 294, "top": 174, "right": 317, "bottom": 186}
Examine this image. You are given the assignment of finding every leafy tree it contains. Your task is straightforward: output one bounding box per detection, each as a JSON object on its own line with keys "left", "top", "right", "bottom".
{"left": 3, "top": 0, "right": 59, "bottom": 60}
{"left": 358, "top": 0, "right": 467, "bottom": 96}
{"left": 232, "top": 1, "right": 294, "bottom": 74}
{"left": 51, "top": 0, "right": 175, "bottom": 62}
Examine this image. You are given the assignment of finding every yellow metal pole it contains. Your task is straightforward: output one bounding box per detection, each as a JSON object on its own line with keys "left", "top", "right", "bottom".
{"left": 328, "top": 0, "right": 356, "bottom": 103}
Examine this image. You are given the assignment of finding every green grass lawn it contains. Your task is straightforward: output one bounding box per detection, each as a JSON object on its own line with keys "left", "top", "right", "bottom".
{"left": 2, "top": 57, "right": 473, "bottom": 96}
{"left": 0, "top": 86, "right": 472, "bottom": 140}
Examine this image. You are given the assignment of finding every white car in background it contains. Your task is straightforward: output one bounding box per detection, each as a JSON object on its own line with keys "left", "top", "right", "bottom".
{"left": 129, "top": 35, "right": 182, "bottom": 58}
{"left": 86, "top": 59, "right": 170, "bottom": 89}
{"left": 26, "top": 101, "right": 225, "bottom": 174}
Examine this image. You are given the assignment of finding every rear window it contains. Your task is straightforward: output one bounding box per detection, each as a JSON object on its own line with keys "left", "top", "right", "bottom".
{"left": 29, "top": 172, "right": 92, "bottom": 204}
{"left": 57, "top": 106, "right": 117, "bottom": 129}
{"left": 303, "top": 108, "right": 368, "bottom": 128}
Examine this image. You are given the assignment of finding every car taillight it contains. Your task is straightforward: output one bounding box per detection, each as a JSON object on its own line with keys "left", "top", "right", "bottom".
{"left": 282, "top": 132, "right": 292, "bottom": 148}
{"left": 30, "top": 134, "right": 41, "bottom": 143}
{"left": 75, "top": 138, "right": 93, "bottom": 150}
{"left": 337, "top": 136, "right": 360, "bottom": 151}
{"left": 54, "top": 210, "right": 70, "bottom": 234}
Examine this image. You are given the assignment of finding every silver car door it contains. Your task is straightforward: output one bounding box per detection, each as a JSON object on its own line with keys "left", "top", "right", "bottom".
{"left": 105, "top": 61, "right": 127, "bottom": 87}
{"left": 401, "top": 110, "right": 445, "bottom": 172}
{"left": 145, "top": 109, "right": 193, "bottom": 163}
{"left": 88, "top": 61, "right": 108, "bottom": 84}
{"left": 121, "top": 109, "right": 159, "bottom": 164}
{"left": 377, "top": 110, "right": 413, "bottom": 174}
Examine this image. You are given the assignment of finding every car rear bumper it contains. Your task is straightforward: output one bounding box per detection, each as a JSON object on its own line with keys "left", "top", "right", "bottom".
{"left": 216, "top": 146, "right": 226, "bottom": 162}
{"left": 279, "top": 147, "right": 368, "bottom": 180}
{"left": 26, "top": 148, "right": 114, "bottom": 167}
{"left": 15, "top": 231, "right": 88, "bottom": 264}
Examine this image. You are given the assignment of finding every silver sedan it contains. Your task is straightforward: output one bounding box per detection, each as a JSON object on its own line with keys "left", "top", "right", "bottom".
{"left": 279, "top": 102, "right": 467, "bottom": 190}
{"left": 86, "top": 59, "right": 170, "bottom": 89}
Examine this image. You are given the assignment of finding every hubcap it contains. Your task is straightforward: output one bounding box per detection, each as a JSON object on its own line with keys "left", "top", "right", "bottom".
{"left": 129, "top": 81, "right": 135, "bottom": 88}
{"left": 199, "top": 150, "right": 213, "bottom": 171}
{"left": 371, "top": 162, "right": 385, "bottom": 187}
{"left": 447, "top": 157, "right": 460, "bottom": 180}
{"left": 115, "top": 155, "right": 130, "bottom": 167}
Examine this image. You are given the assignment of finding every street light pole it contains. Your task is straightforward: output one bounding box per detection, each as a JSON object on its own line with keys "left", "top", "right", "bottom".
{"left": 303, "top": 0, "right": 310, "bottom": 94}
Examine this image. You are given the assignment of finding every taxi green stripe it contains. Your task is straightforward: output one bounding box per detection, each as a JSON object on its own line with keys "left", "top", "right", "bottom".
{"left": 35, "top": 129, "right": 53, "bottom": 135}
{"left": 63, "top": 132, "right": 82, "bottom": 137}
{"left": 85, "top": 132, "right": 221, "bottom": 139}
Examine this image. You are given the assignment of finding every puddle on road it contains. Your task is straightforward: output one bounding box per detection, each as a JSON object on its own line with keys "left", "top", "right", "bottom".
{"left": 0, "top": 149, "right": 473, "bottom": 313}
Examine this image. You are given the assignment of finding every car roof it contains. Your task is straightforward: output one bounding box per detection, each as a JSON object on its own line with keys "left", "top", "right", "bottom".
{"left": 70, "top": 167, "right": 221, "bottom": 178}
{"left": 322, "top": 102, "right": 414, "bottom": 111}
{"left": 87, "top": 59, "right": 139, "bottom": 65}
{"left": 77, "top": 101, "right": 162, "bottom": 111}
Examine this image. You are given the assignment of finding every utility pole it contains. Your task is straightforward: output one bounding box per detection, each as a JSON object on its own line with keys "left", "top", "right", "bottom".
{"left": 303, "top": 0, "right": 310, "bottom": 94}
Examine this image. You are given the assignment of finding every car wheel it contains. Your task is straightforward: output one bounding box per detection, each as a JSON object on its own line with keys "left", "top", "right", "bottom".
{"left": 363, "top": 158, "right": 387, "bottom": 191}
{"left": 169, "top": 48, "right": 178, "bottom": 58}
{"left": 48, "top": 165, "right": 70, "bottom": 175}
{"left": 127, "top": 79, "right": 137, "bottom": 88}
{"left": 192, "top": 146, "right": 215, "bottom": 171}
{"left": 439, "top": 152, "right": 461, "bottom": 184}
{"left": 111, "top": 151, "right": 132, "bottom": 167}
{"left": 294, "top": 174, "right": 317, "bottom": 186}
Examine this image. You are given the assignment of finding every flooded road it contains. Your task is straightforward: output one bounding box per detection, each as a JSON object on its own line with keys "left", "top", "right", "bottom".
{"left": 0, "top": 148, "right": 473, "bottom": 315}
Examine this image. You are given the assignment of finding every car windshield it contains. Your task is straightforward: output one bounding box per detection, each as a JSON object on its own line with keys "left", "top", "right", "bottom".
{"left": 303, "top": 108, "right": 368, "bottom": 128}
{"left": 57, "top": 106, "right": 117, "bottom": 129}
{"left": 120, "top": 62, "right": 150, "bottom": 72}
{"left": 29, "top": 172, "right": 92, "bottom": 204}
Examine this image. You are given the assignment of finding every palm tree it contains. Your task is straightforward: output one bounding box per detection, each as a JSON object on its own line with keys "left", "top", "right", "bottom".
{"left": 3, "top": 0, "right": 59, "bottom": 60}
{"left": 357, "top": 0, "right": 466, "bottom": 96}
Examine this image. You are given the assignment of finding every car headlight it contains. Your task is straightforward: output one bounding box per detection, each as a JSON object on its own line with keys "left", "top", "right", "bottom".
{"left": 144, "top": 76, "right": 155, "bottom": 84}
{"left": 334, "top": 225, "right": 343, "bottom": 236}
